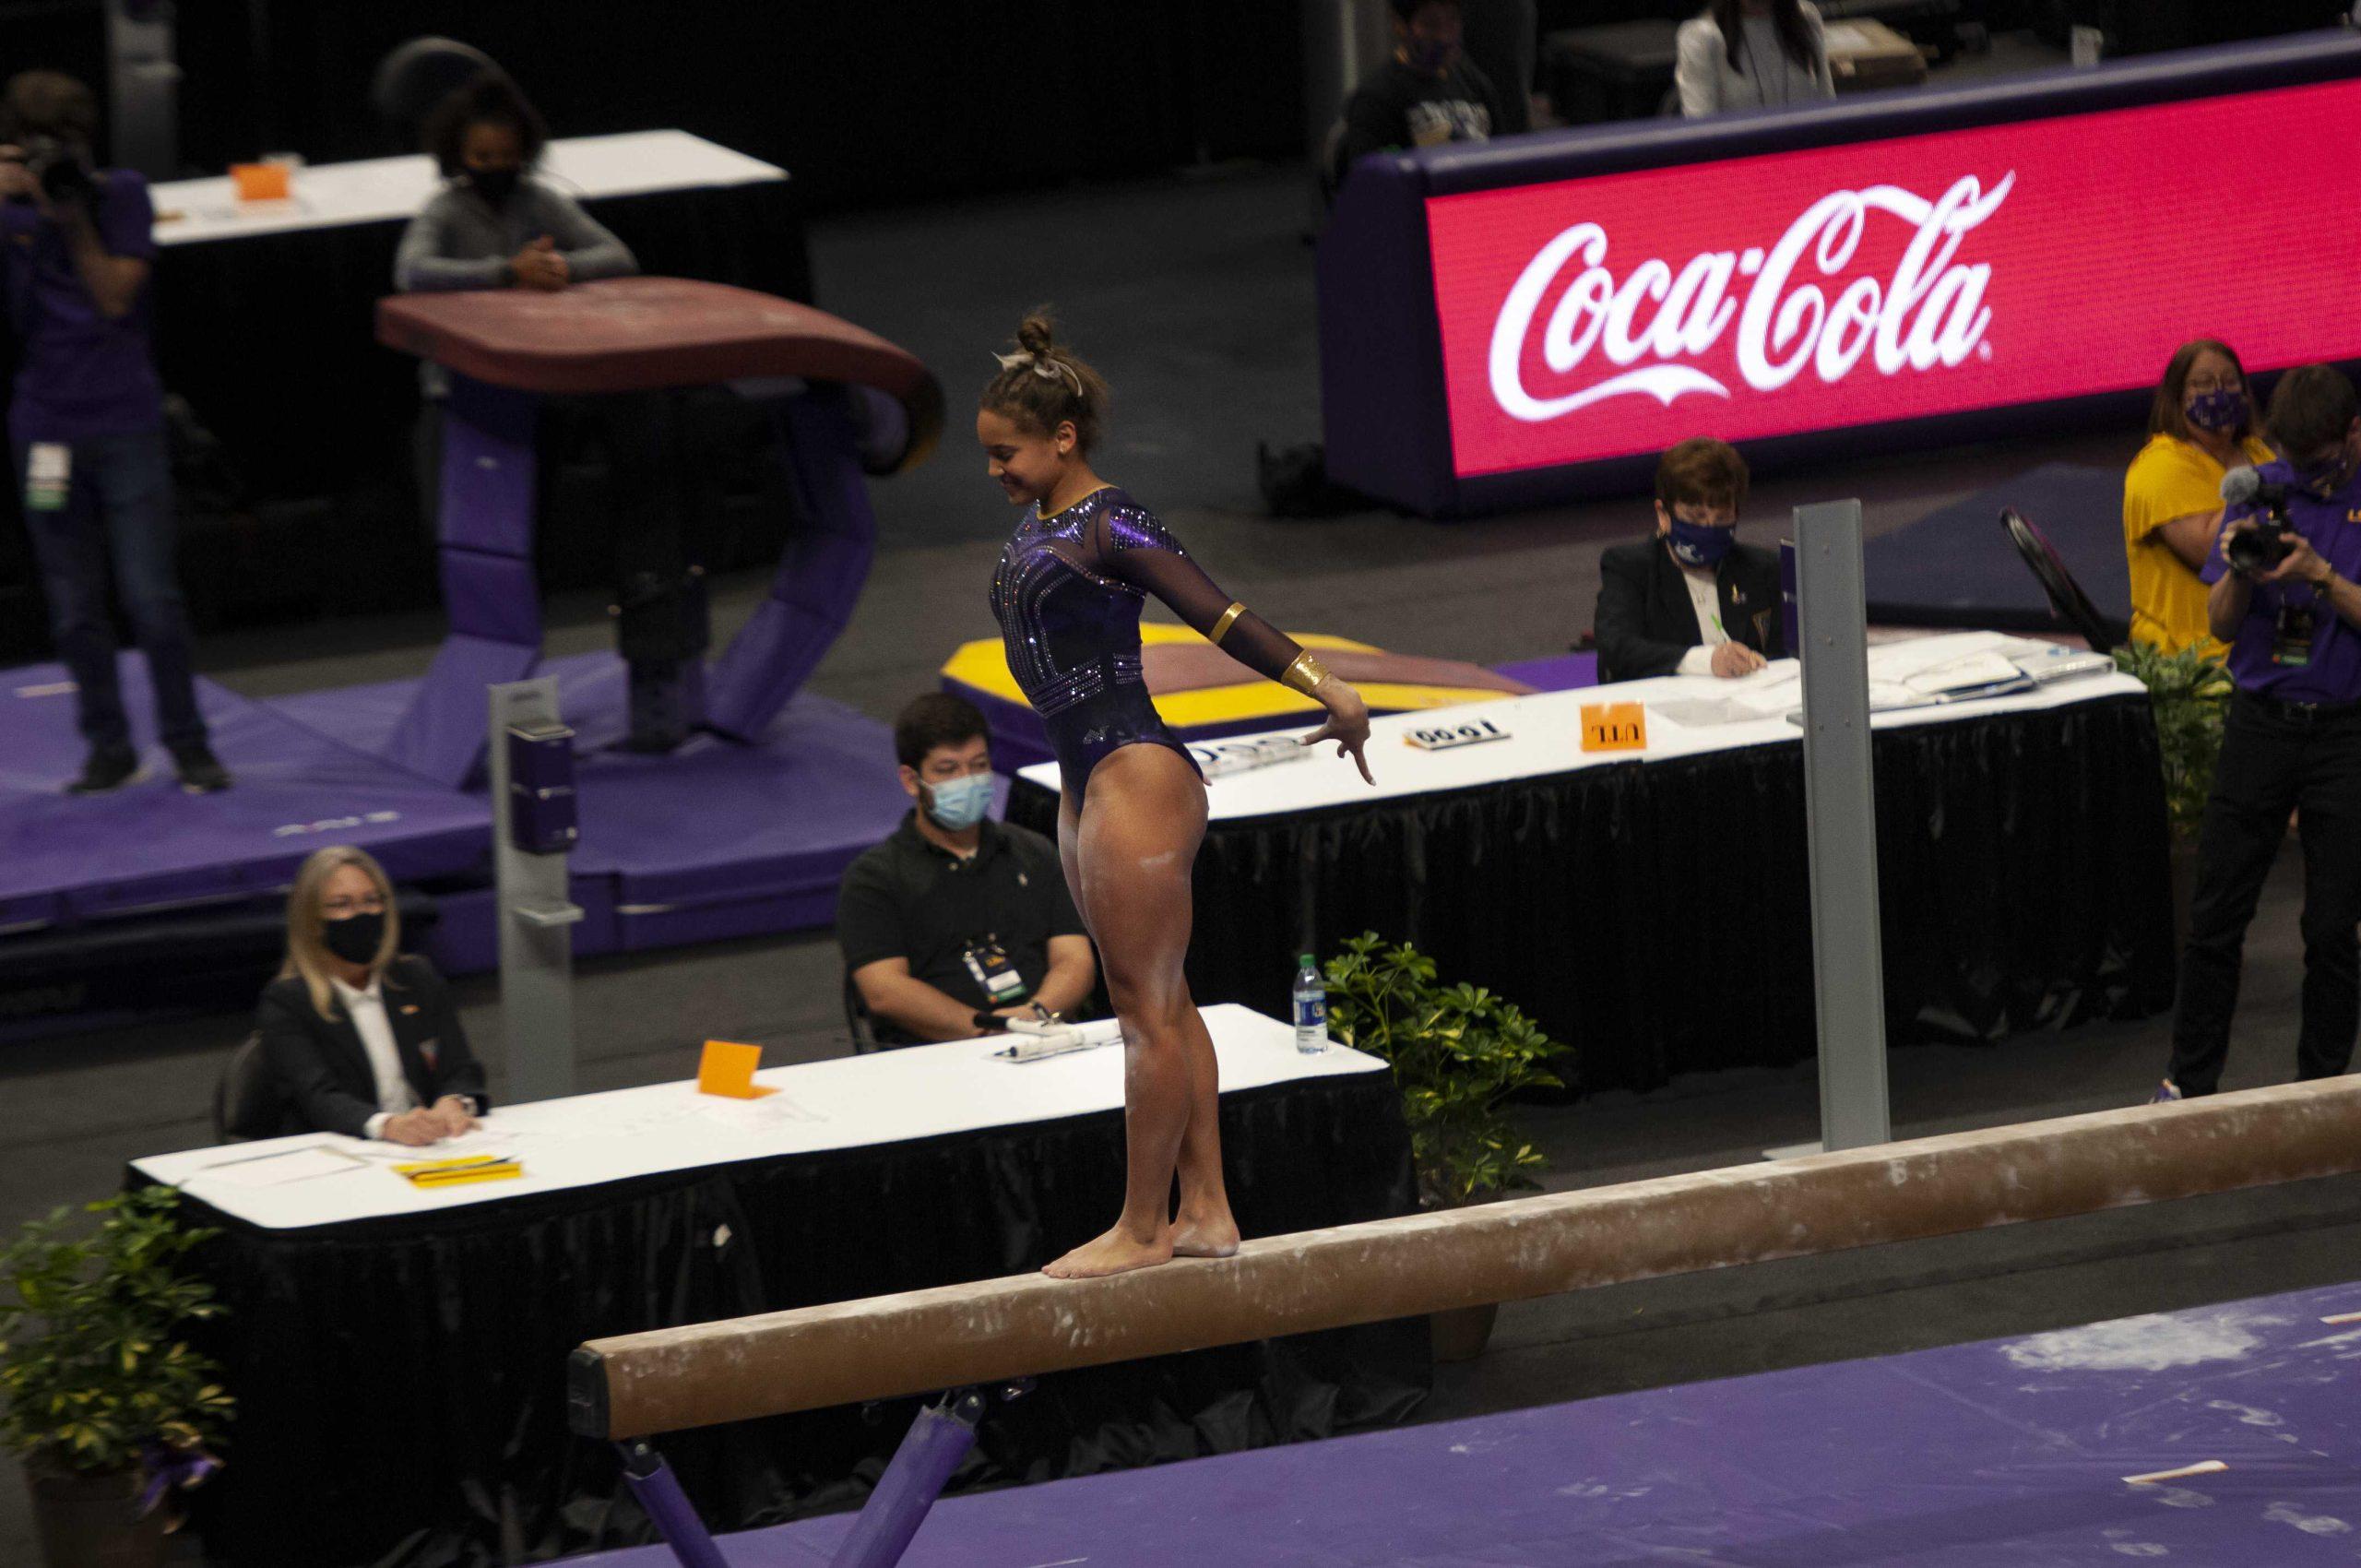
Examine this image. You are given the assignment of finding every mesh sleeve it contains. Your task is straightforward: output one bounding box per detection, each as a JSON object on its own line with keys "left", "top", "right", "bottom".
{"left": 1088, "top": 502, "right": 1302, "bottom": 682}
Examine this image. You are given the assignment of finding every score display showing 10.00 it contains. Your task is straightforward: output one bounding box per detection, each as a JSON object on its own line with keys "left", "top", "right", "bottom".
{"left": 1405, "top": 718, "right": 1511, "bottom": 751}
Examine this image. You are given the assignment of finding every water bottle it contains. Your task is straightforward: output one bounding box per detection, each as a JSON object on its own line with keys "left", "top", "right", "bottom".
{"left": 1292, "top": 953, "right": 1328, "bottom": 1054}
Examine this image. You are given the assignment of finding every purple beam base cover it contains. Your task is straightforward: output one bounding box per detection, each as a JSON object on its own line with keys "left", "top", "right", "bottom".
{"left": 707, "top": 386, "right": 878, "bottom": 742}
{"left": 570, "top": 1279, "right": 2361, "bottom": 1568}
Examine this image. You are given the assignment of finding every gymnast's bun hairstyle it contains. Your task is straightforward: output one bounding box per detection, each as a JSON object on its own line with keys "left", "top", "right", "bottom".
{"left": 982, "top": 310, "right": 1110, "bottom": 455}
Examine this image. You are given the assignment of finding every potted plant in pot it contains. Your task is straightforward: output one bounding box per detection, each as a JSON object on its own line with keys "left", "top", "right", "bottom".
{"left": 2113, "top": 640, "right": 2232, "bottom": 944}
{"left": 1322, "top": 932, "right": 1572, "bottom": 1361}
{"left": 1, "top": 1186, "right": 234, "bottom": 1568}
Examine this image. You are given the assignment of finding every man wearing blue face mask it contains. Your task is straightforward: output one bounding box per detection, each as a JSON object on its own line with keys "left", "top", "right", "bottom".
{"left": 1593, "top": 437, "right": 1786, "bottom": 683}
{"left": 836, "top": 694, "right": 1096, "bottom": 1046}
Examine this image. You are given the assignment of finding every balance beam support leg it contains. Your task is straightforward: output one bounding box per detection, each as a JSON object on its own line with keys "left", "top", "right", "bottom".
{"left": 616, "top": 1441, "right": 730, "bottom": 1568}
{"left": 829, "top": 1390, "right": 988, "bottom": 1568}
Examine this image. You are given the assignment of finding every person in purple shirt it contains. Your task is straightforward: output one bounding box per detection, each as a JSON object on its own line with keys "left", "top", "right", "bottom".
{"left": 2157, "top": 363, "right": 2361, "bottom": 1102}
{"left": 0, "top": 71, "right": 224, "bottom": 794}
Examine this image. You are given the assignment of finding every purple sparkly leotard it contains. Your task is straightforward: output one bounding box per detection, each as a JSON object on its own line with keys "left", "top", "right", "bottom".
{"left": 991, "top": 486, "right": 1302, "bottom": 802}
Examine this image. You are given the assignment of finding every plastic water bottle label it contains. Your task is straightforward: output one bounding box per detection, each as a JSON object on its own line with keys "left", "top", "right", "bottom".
{"left": 1293, "top": 992, "right": 1327, "bottom": 1052}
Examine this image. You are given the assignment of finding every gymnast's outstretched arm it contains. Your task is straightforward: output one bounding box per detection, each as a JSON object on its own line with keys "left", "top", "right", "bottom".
{"left": 1086, "top": 503, "right": 1375, "bottom": 781}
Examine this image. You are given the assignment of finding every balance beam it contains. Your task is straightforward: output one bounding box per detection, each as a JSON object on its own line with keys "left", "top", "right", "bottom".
{"left": 571, "top": 1075, "right": 2361, "bottom": 1440}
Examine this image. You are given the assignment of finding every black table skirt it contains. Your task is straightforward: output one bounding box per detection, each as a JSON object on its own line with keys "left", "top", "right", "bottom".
{"left": 1012, "top": 694, "right": 2176, "bottom": 1095}
{"left": 165, "top": 1072, "right": 1426, "bottom": 1568}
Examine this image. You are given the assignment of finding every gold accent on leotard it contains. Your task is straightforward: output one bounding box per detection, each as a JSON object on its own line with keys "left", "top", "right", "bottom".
{"left": 1208, "top": 600, "right": 1247, "bottom": 646}
{"left": 1280, "top": 650, "right": 1331, "bottom": 696}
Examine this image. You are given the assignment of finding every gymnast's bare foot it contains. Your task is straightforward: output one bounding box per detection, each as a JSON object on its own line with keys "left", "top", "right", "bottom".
{"left": 1044, "top": 1221, "right": 1174, "bottom": 1278}
{"left": 1170, "top": 1208, "right": 1240, "bottom": 1258}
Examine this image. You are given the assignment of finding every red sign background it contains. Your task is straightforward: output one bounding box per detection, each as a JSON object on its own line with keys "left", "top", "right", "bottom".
{"left": 1428, "top": 78, "right": 2361, "bottom": 478}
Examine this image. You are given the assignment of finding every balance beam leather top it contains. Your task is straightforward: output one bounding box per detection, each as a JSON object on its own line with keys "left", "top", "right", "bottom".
{"left": 569, "top": 1074, "right": 2361, "bottom": 1440}
{"left": 377, "top": 276, "right": 943, "bottom": 469}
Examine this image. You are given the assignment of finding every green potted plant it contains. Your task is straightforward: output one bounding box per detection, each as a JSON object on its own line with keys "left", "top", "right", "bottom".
{"left": 2113, "top": 640, "right": 2232, "bottom": 942}
{"left": 1, "top": 1186, "right": 234, "bottom": 1568}
{"left": 1322, "top": 932, "right": 1572, "bottom": 1360}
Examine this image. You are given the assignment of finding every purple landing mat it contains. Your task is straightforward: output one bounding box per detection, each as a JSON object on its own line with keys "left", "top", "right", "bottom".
{"left": 5, "top": 650, "right": 905, "bottom": 968}
{"left": 0, "top": 658, "right": 487, "bottom": 930}
{"left": 278, "top": 649, "right": 910, "bottom": 962}
{"left": 1495, "top": 650, "right": 1597, "bottom": 694}
{"left": 573, "top": 1280, "right": 2361, "bottom": 1568}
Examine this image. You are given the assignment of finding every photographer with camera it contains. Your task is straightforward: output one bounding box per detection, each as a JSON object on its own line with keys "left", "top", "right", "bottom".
{"left": 0, "top": 71, "right": 225, "bottom": 794}
{"left": 2156, "top": 363, "right": 2361, "bottom": 1102}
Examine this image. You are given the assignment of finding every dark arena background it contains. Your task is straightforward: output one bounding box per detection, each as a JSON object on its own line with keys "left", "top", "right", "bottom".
{"left": 5, "top": 4, "right": 2361, "bottom": 1566}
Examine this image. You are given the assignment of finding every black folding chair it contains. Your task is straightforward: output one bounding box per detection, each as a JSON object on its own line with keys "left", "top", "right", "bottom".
{"left": 213, "top": 1033, "right": 286, "bottom": 1144}
{"left": 371, "top": 38, "right": 506, "bottom": 151}
{"left": 2000, "top": 506, "right": 2127, "bottom": 655}
{"left": 843, "top": 970, "right": 882, "bottom": 1055}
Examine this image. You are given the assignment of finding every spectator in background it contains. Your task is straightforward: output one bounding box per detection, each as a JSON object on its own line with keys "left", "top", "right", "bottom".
{"left": 395, "top": 72, "right": 636, "bottom": 527}
{"left": 1334, "top": 0, "right": 1512, "bottom": 188}
{"left": 2157, "top": 364, "right": 2361, "bottom": 1102}
{"left": 0, "top": 71, "right": 228, "bottom": 795}
{"left": 837, "top": 695, "right": 1097, "bottom": 1046}
{"left": 395, "top": 71, "right": 635, "bottom": 299}
{"left": 1594, "top": 437, "right": 1786, "bottom": 683}
{"left": 2124, "top": 339, "right": 2273, "bottom": 658}
{"left": 1676, "top": 0, "right": 1835, "bottom": 118}
{"left": 258, "top": 846, "right": 488, "bottom": 1146}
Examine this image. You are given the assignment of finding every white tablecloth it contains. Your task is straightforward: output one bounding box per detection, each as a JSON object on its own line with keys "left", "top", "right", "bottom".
{"left": 1018, "top": 632, "right": 2143, "bottom": 823}
{"left": 149, "top": 129, "right": 784, "bottom": 247}
{"left": 132, "top": 1004, "right": 1379, "bottom": 1229}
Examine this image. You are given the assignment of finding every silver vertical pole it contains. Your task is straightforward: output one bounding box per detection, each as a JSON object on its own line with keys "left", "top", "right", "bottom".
{"left": 1794, "top": 500, "right": 1891, "bottom": 1152}
{"left": 489, "top": 677, "right": 581, "bottom": 1103}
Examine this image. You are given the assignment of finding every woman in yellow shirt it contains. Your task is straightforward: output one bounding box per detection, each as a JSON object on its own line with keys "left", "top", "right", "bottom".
{"left": 2123, "top": 339, "right": 2272, "bottom": 656}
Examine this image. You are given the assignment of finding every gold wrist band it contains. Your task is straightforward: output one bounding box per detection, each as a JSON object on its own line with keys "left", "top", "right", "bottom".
{"left": 1208, "top": 600, "right": 1247, "bottom": 646}
{"left": 1280, "top": 650, "right": 1331, "bottom": 695}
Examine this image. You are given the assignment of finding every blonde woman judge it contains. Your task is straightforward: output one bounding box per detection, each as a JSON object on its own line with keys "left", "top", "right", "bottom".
{"left": 256, "top": 846, "right": 486, "bottom": 1146}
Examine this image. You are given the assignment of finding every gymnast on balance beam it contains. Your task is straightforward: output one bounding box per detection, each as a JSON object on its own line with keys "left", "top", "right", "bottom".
{"left": 978, "top": 310, "right": 1376, "bottom": 1278}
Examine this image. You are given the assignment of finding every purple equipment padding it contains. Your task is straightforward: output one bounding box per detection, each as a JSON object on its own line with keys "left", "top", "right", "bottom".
{"left": 617, "top": 1444, "right": 730, "bottom": 1568}
{"left": 706, "top": 386, "right": 878, "bottom": 742}
{"left": 828, "top": 1396, "right": 983, "bottom": 1568}
{"left": 383, "top": 376, "right": 543, "bottom": 787}
{"left": 570, "top": 1280, "right": 2361, "bottom": 1568}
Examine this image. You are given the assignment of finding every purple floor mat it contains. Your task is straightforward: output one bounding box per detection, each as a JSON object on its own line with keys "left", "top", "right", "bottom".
{"left": 5, "top": 652, "right": 907, "bottom": 964}
{"left": 0, "top": 659, "right": 486, "bottom": 930}
{"left": 1495, "top": 650, "right": 1597, "bottom": 693}
{"left": 573, "top": 1281, "right": 2361, "bottom": 1568}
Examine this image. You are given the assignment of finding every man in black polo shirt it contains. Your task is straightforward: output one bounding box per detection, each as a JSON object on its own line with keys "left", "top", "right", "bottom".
{"left": 837, "top": 694, "right": 1095, "bottom": 1046}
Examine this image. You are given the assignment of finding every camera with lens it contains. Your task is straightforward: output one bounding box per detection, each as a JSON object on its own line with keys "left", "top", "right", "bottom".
{"left": 12, "top": 134, "right": 95, "bottom": 206}
{"left": 2225, "top": 481, "right": 2295, "bottom": 575}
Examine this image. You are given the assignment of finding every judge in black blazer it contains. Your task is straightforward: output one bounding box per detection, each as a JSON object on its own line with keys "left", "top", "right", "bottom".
{"left": 1594, "top": 437, "right": 1786, "bottom": 683}
{"left": 256, "top": 845, "right": 488, "bottom": 1146}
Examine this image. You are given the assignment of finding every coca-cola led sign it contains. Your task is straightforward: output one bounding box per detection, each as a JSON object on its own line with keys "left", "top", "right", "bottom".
{"left": 1427, "top": 78, "right": 2361, "bottom": 478}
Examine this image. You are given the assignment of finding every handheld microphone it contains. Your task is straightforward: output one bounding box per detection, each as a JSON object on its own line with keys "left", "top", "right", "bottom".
{"left": 2220, "top": 466, "right": 2260, "bottom": 506}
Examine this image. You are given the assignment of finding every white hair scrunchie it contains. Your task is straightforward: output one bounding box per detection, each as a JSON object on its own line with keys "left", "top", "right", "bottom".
{"left": 992, "top": 349, "right": 1085, "bottom": 396}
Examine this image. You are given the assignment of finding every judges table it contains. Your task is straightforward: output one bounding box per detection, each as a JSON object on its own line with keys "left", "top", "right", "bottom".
{"left": 130, "top": 1005, "right": 1422, "bottom": 1568}
{"left": 147, "top": 130, "right": 809, "bottom": 510}
{"left": 1011, "top": 634, "right": 2176, "bottom": 1095}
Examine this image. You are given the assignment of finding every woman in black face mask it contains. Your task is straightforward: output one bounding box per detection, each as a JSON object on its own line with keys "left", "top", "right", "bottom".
{"left": 253, "top": 846, "right": 490, "bottom": 1146}
{"left": 391, "top": 70, "right": 639, "bottom": 535}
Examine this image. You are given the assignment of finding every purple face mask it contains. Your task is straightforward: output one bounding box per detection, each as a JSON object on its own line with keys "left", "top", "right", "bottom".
{"left": 2187, "top": 386, "right": 2248, "bottom": 433}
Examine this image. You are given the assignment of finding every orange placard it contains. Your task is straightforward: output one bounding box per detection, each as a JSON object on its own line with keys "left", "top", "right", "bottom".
{"left": 695, "top": 1039, "right": 778, "bottom": 1099}
{"left": 230, "top": 162, "right": 291, "bottom": 201}
{"left": 1579, "top": 701, "right": 1648, "bottom": 753}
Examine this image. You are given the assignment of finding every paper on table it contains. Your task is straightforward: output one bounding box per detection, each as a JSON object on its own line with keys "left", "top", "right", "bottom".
{"left": 184, "top": 1146, "right": 369, "bottom": 1188}
{"left": 693, "top": 1091, "right": 822, "bottom": 1133}
{"left": 1648, "top": 697, "right": 1760, "bottom": 728}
